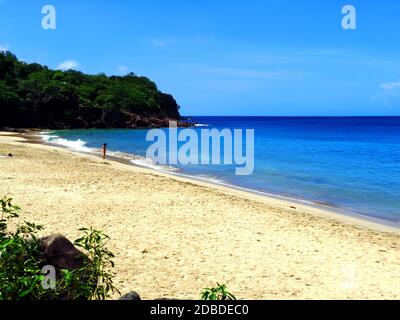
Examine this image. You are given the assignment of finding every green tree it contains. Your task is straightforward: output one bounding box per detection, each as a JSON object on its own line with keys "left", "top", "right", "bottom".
{"left": 0, "top": 50, "right": 182, "bottom": 128}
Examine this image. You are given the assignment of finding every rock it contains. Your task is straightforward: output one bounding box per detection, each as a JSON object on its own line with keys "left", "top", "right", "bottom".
{"left": 39, "top": 234, "right": 86, "bottom": 270}
{"left": 37, "top": 104, "right": 194, "bottom": 129}
{"left": 39, "top": 235, "right": 94, "bottom": 300}
{"left": 134, "top": 116, "right": 149, "bottom": 128}
{"left": 119, "top": 291, "right": 141, "bottom": 301}
{"left": 26, "top": 102, "right": 194, "bottom": 129}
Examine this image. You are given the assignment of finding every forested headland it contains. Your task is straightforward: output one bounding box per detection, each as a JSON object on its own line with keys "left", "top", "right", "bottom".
{"left": 0, "top": 51, "right": 186, "bottom": 129}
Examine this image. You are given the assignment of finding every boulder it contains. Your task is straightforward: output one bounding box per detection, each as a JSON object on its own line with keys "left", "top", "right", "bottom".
{"left": 39, "top": 235, "right": 99, "bottom": 300}
{"left": 119, "top": 291, "right": 142, "bottom": 301}
{"left": 135, "top": 116, "right": 150, "bottom": 128}
{"left": 39, "top": 234, "right": 86, "bottom": 270}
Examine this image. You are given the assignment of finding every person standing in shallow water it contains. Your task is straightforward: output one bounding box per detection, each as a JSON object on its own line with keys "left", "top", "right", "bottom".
{"left": 102, "top": 143, "right": 107, "bottom": 160}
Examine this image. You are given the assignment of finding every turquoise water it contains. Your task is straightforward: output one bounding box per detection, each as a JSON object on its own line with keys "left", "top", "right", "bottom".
{"left": 43, "top": 117, "right": 400, "bottom": 224}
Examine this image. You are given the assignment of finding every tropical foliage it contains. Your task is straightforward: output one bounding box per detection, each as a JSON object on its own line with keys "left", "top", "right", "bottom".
{"left": 201, "top": 283, "right": 237, "bottom": 300}
{"left": 0, "top": 51, "right": 181, "bottom": 128}
{"left": 0, "top": 196, "right": 119, "bottom": 300}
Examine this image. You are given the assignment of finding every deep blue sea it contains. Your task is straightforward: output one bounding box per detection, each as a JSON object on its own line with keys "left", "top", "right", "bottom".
{"left": 42, "top": 117, "right": 400, "bottom": 224}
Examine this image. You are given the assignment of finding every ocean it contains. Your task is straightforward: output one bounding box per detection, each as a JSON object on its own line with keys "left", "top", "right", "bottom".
{"left": 41, "top": 116, "right": 400, "bottom": 224}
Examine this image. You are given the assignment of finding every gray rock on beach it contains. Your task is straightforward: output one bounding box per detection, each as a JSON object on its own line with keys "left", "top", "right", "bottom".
{"left": 119, "top": 291, "right": 142, "bottom": 300}
{"left": 39, "top": 235, "right": 144, "bottom": 301}
{"left": 39, "top": 234, "right": 86, "bottom": 270}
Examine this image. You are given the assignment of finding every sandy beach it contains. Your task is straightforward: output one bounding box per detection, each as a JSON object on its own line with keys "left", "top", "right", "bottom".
{"left": 0, "top": 131, "right": 399, "bottom": 300}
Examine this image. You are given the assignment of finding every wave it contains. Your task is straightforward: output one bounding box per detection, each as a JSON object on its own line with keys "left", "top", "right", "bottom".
{"left": 40, "top": 132, "right": 59, "bottom": 142}
{"left": 107, "top": 150, "right": 138, "bottom": 161}
{"left": 130, "top": 158, "right": 180, "bottom": 173}
{"left": 40, "top": 132, "right": 93, "bottom": 152}
{"left": 37, "top": 131, "right": 343, "bottom": 208}
{"left": 192, "top": 174, "right": 226, "bottom": 184}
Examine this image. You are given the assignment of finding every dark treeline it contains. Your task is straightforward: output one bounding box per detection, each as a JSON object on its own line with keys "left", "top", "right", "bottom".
{"left": 0, "top": 51, "right": 182, "bottom": 129}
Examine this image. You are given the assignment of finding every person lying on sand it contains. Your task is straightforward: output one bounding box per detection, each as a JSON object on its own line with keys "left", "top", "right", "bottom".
{"left": 0, "top": 153, "right": 13, "bottom": 158}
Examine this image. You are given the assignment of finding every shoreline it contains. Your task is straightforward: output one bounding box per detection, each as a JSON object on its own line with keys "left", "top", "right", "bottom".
{"left": 30, "top": 129, "right": 400, "bottom": 234}
{"left": 1, "top": 129, "right": 400, "bottom": 299}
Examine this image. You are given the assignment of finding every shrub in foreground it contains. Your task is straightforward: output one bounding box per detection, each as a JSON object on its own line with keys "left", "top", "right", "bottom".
{"left": 0, "top": 196, "right": 119, "bottom": 300}
{"left": 201, "top": 283, "right": 237, "bottom": 300}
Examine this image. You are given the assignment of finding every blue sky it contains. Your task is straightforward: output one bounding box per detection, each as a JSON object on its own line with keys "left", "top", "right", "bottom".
{"left": 1, "top": 0, "right": 400, "bottom": 116}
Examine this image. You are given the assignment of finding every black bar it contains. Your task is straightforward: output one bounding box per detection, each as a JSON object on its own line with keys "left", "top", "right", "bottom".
{"left": 1, "top": 300, "right": 398, "bottom": 319}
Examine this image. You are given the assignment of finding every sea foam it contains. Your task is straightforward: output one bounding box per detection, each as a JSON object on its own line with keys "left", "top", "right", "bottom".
{"left": 130, "top": 158, "right": 179, "bottom": 173}
{"left": 40, "top": 132, "right": 92, "bottom": 152}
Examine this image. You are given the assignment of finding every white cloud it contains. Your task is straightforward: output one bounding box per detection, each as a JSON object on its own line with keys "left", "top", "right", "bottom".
{"left": 57, "top": 60, "right": 79, "bottom": 71}
{"left": 380, "top": 81, "right": 400, "bottom": 90}
{"left": 117, "top": 65, "right": 128, "bottom": 74}
{"left": 371, "top": 81, "right": 400, "bottom": 106}
{"left": 0, "top": 44, "right": 9, "bottom": 52}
